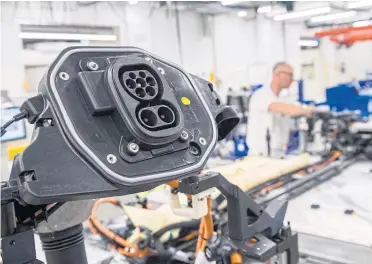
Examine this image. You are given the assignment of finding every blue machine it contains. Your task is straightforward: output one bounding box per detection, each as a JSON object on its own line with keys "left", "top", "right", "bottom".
{"left": 325, "top": 79, "right": 372, "bottom": 118}
{"left": 233, "top": 135, "right": 249, "bottom": 157}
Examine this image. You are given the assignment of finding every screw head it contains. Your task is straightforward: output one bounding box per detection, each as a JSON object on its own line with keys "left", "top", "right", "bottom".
{"left": 87, "top": 61, "right": 99, "bottom": 71}
{"left": 59, "top": 72, "right": 69, "bottom": 80}
{"left": 199, "top": 137, "right": 207, "bottom": 146}
{"left": 145, "top": 57, "right": 153, "bottom": 64}
{"left": 107, "top": 154, "right": 117, "bottom": 164}
{"left": 180, "top": 130, "right": 189, "bottom": 141}
{"left": 127, "top": 142, "right": 139, "bottom": 155}
{"left": 158, "top": 67, "right": 165, "bottom": 75}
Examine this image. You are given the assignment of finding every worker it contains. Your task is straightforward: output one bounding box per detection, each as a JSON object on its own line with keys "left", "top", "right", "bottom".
{"left": 247, "top": 62, "right": 313, "bottom": 158}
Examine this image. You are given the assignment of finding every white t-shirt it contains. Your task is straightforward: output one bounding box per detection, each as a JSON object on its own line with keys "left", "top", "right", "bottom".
{"left": 247, "top": 86, "right": 292, "bottom": 157}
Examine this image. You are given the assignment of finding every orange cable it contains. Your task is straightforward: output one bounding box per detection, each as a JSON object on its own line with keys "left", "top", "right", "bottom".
{"left": 230, "top": 251, "right": 243, "bottom": 264}
{"left": 89, "top": 198, "right": 148, "bottom": 257}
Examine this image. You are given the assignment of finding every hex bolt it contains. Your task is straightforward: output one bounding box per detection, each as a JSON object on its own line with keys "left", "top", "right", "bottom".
{"left": 59, "top": 72, "right": 69, "bottom": 80}
{"left": 127, "top": 142, "right": 140, "bottom": 155}
{"left": 107, "top": 154, "right": 117, "bottom": 164}
{"left": 179, "top": 130, "right": 189, "bottom": 142}
{"left": 199, "top": 137, "right": 207, "bottom": 146}
{"left": 87, "top": 61, "right": 99, "bottom": 71}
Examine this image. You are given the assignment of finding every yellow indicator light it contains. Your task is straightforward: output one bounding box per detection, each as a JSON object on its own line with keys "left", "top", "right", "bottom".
{"left": 181, "top": 97, "right": 191, "bottom": 105}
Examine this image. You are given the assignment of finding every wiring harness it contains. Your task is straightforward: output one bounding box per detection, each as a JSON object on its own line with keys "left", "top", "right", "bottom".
{"left": 87, "top": 181, "right": 244, "bottom": 264}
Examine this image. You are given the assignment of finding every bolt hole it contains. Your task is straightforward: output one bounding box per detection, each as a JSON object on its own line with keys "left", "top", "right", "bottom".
{"left": 140, "top": 110, "right": 157, "bottom": 127}
{"left": 145, "top": 86, "right": 156, "bottom": 96}
{"left": 215, "top": 98, "right": 221, "bottom": 105}
{"left": 126, "top": 79, "right": 136, "bottom": 89}
{"left": 136, "top": 78, "right": 146, "bottom": 88}
{"left": 189, "top": 142, "right": 201, "bottom": 156}
{"left": 59, "top": 72, "right": 69, "bottom": 80}
{"left": 146, "top": 76, "right": 156, "bottom": 86}
{"left": 135, "top": 88, "right": 146, "bottom": 98}
{"left": 129, "top": 72, "right": 136, "bottom": 79}
{"left": 139, "top": 71, "right": 146, "bottom": 78}
{"left": 158, "top": 106, "right": 175, "bottom": 124}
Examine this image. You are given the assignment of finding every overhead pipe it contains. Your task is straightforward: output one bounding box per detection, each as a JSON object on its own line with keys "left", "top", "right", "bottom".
{"left": 314, "top": 25, "right": 372, "bottom": 37}
{"left": 330, "top": 28, "right": 372, "bottom": 44}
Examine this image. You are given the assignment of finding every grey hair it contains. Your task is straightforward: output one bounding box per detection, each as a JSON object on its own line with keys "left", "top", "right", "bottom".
{"left": 273, "top": 62, "right": 290, "bottom": 72}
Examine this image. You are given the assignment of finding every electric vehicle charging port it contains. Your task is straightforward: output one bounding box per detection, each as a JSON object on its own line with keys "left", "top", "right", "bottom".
{"left": 138, "top": 104, "right": 177, "bottom": 131}
{"left": 121, "top": 69, "right": 159, "bottom": 101}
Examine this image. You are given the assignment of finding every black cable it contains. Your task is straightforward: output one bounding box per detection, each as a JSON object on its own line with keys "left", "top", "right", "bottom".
{"left": 1, "top": 111, "right": 28, "bottom": 137}
{"left": 153, "top": 219, "right": 200, "bottom": 239}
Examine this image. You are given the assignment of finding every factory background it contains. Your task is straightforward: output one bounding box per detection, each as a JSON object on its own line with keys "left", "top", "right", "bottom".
{"left": 1, "top": 1, "right": 372, "bottom": 264}
{"left": 2, "top": 1, "right": 372, "bottom": 104}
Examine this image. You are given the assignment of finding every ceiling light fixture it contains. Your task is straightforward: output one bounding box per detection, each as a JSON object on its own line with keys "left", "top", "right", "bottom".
{"left": 237, "top": 10, "right": 248, "bottom": 17}
{"left": 310, "top": 11, "right": 357, "bottom": 23}
{"left": 274, "top": 7, "right": 331, "bottom": 21}
{"left": 221, "top": 0, "right": 243, "bottom": 6}
{"left": 347, "top": 1, "right": 372, "bottom": 9}
{"left": 18, "top": 32, "right": 118, "bottom": 41}
{"left": 128, "top": 0, "right": 138, "bottom": 5}
{"left": 265, "top": 7, "right": 287, "bottom": 17}
{"left": 257, "top": 5, "right": 272, "bottom": 14}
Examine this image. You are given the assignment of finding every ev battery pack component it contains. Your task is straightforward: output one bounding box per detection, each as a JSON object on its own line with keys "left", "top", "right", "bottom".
{"left": 9, "top": 47, "right": 239, "bottom": 205}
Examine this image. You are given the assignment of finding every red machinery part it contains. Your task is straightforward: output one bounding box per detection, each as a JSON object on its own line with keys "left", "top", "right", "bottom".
{"left": 330, "top": 28, "right": 372, "bottom": 45}
{"left": 314, "top": 25, "right": 372, "bottom": 37}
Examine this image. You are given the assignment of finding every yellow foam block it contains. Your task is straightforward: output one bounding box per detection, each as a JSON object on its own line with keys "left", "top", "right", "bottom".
{"left": 206, "top": 153, "right": 311, "bottom": 192}
{"left": 123, "top": 204, "right": 190, "bottom": 233}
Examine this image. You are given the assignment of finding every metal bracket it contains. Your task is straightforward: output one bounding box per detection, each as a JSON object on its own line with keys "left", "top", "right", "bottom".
{"left": 169, "top": 186, "right": 214, "bottom": 219}
{"left": 1, "top": 227, "right": 44, "bottom": 264}
{"left": 178, "top": 172, "right": 299, "bottom": 263}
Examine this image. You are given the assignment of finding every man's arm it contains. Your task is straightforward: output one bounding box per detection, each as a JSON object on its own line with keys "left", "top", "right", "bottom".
{"left": 268, "top": 102, "right": 313, "bottom": 117}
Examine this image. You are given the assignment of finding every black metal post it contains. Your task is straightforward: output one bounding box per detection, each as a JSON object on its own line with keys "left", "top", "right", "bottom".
{"left": 39, "top": 224, "right": 88, "bottom": 264}
{"left": 1, "top": 201, "right": 16, "bottom": 237}
{"left": 1, "top": 201, "right": 42, "bottom": 264}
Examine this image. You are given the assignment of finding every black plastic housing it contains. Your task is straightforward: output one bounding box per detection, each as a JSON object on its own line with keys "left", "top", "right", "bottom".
{"left": 10, "top": 47, "right": 239, "bottom": 205}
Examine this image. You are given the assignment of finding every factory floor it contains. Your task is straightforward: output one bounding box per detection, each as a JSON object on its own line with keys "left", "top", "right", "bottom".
{"left": 286, "top": 161, "right": 372, "bottom": 263}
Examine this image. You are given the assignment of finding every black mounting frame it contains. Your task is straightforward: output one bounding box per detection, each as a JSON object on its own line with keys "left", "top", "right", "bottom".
{"left": 178, "top": 172, "right": 299, "bottom": 263}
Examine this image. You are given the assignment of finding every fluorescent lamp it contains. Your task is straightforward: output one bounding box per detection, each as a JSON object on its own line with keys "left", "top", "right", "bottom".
{"left": 128, "top": 0, "right": 138, "bottom": 5}
{"left": 257, "top": 6, "right": 272, "bottom": 14}
{"left": 237, "top": 10, "right": 247, "bottom": 17}
{"left": 266, "top": 7, "right": 287, "bottom": 17}
{"left": 310, "top": 11, "right": 357, "bottom": 23}
{"left": 18, "top": 32, "right": 117, "bottom": 41}
{"left": 347, "top": 1, "right": 372, "bottom": 9}
{"left": 353, "top": 20, "right": 372, "bottom": 27}
{"left": 274, "top": 7, "right": 331, "bottom": 21}
{"left": 221, "top": 0, "right": 242, "bottom": 6}
{"left": 298, "top": 40, "right": 319, "bottom": 47}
